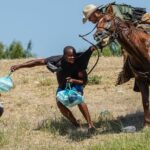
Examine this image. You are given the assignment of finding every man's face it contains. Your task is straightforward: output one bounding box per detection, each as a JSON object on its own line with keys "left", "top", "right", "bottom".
{"left": 89, "top": 12, "right": 98, "bottom": 24}
{"left": 88, "top": 11, "right": 103, "bottom": 24}
{"left": 64, "top": 49, "right": 75, "bottom": 64}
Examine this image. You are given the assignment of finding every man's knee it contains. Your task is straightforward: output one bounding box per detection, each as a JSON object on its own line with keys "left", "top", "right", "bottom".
{"left": 78, "top": 102, "right": 86, "bottom": 106}
{"left": 57, "top": 101, "right": 66, "bottom": 108}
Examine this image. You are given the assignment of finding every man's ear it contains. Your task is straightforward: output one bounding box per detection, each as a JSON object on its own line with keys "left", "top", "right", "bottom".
{"left": 106, "top": 5, "right": 113, "bottom": 14}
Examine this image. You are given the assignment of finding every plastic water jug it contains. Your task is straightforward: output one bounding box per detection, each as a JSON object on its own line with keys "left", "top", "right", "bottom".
{"left": 0, "top": 72, "right": 14, "bottom": 92}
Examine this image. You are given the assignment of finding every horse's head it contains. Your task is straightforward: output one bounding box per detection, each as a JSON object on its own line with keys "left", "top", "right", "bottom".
{"left": 94, "top": 14, "right": 116, "bottom": 47}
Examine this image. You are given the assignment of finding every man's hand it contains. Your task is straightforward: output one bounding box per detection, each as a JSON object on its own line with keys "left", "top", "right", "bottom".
{"left": 66, "top": 77, "right": 74, "bottom": 83}
{"left": 10, "top": 65, "right": 20, "bottom": 72}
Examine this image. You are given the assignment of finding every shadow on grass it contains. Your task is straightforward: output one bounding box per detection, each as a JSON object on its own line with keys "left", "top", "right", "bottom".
{"left": 94, "top": 111, "right": 144, "bottom": 134}
{"left": 33, "top": 117, "right": 96, "bottom": 141}
{"left": 119, "top": 111, "right": 144, "bottom": 131}
{"left": 33, "top": 111, "right": 144, "bottom": 141}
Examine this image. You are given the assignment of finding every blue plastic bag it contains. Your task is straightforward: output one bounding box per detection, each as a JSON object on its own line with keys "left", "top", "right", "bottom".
{"left": 0, "top": 72, "right": 14, "bottom": 92}
{"left": 56, "top": 83, "right": 84, "bottom": 107}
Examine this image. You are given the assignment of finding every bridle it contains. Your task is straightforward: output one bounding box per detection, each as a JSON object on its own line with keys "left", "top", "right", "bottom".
{"left": 93, "top": 16, "right": 118, "bottom": 45}
{"left": 78, "top": 16, "right": 119, "bottom": 75}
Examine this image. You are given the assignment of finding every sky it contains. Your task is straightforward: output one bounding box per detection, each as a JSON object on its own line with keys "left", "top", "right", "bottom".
{"left": 0, "top": 0, "right": 150, "bottom": 58}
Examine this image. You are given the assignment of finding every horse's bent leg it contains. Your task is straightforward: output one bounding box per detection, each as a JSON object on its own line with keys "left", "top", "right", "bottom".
{"left": 136, "top": 79, "right": 150, "bottom": 126}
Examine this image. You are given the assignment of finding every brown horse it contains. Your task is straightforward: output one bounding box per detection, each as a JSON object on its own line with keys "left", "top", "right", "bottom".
{"left": 94, "top": 13, "right": 150, "bottom": 127}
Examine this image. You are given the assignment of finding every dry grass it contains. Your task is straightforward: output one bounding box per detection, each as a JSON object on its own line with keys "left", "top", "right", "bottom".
{"left": 0, "top": 57, "right": 147, "bottom": 150}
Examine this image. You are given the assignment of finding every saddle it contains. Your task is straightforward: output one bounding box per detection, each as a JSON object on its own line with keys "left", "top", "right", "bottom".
{"left": 137, "top": 13, "right": 150, "bottom": 34}
{"left": 116, "top": 57, "right": 150, "bottom": 92}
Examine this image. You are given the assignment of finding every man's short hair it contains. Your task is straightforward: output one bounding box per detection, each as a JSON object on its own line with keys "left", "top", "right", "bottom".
{"left": 63, "top": 46, "right": 76, "bottom": 56}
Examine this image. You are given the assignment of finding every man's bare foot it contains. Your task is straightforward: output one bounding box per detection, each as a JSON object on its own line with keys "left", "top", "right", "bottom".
{"left": 143, "top": 116, "right": 150, "bottom": 128}
{"left": 88, "top": 126, "right": 96, "bottom": 134}
{"left": 73, "top": 120, "right": 82, "bottom": 128}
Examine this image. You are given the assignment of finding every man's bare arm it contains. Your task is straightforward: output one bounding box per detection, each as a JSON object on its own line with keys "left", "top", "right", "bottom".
{"left": 10, "top": 58, "right": 46, "bottom": 72}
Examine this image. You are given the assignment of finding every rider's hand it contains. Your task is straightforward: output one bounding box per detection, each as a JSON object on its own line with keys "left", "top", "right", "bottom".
{"left": 90, "top": 46, "right": 97, "bottom": 51}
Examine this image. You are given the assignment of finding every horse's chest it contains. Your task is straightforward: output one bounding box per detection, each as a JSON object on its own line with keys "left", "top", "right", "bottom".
{"left": 119, "top": 30, "right": 131, "bottom": 44}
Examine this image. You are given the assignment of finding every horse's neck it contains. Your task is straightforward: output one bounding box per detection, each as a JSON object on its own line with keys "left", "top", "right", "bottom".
{"left": 114, "top": 18, "right": 150, "bottom": 67}
{"left": 114, "top": 19, "right": 138, "bottom": 56}
{"left": 114, "top": 18, "right": 130, "bottom": 33}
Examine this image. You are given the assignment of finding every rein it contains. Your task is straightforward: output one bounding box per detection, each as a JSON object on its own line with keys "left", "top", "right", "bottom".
{"left": 79, "top": 30, "right": 102, "bottom": 75}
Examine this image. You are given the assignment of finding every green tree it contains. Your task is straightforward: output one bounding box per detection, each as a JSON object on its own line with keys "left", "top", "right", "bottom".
{"left": 0, "top": 40, "right": 35, "bottom": 59}
{"left": 0, "top": 42, "right": 5, "bottom": 59}
{"left": 8, "top": 41, "right": 25, "bottom": 59}
{"left": 3, "top": 40, "right": 35, "bottom": 59}
{"left": 25, "top": 40, "right": 33, "bottom": 58}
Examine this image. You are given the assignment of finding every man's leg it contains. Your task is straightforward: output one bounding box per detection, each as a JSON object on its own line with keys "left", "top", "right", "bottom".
{"left": 57, "top": 101, "right": 80, "bottom": 127}
{"left": 78, "top": 102, "right": 94, "bottom": 129}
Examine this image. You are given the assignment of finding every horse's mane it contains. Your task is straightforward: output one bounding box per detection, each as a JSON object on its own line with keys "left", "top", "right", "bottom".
{"left": 124, "top": 21, "right": 134, "bottom": 27}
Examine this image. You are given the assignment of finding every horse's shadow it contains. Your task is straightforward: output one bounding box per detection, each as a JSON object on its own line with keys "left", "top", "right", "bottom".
{"left": 118, "top": 111, "right": 144, "bottom": 131}
{"left": 94, "top": 111, "right": 144, "bottom": 133}
{"left": 33, "top": 111, "right": 144, "bottom": 141}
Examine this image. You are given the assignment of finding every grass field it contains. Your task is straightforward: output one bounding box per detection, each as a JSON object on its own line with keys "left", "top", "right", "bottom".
{"left": 0, "top": 57, "right": 149, "bottom": 150}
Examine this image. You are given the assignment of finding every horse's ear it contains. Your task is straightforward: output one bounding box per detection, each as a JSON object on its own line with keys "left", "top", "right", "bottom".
{"left": 106, "top": 5, "right": 113, "bottom": 14}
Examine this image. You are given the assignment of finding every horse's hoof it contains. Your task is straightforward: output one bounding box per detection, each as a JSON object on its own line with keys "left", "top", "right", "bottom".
{"left": 143, "top": 120, "right": 150, "bottom": 128}
{"left": 145, "top": 118, "right": 150, "bottom": 122}
{"left": 143, "top": 124, "right": 150, "bottom": 130}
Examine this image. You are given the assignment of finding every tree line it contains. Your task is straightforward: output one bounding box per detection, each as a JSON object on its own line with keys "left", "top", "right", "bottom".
{"left": 0, "top": 40, "right": 35, "bottom": 59}
{"left": 0, "top": 40, "right": 122, "bottom": 59}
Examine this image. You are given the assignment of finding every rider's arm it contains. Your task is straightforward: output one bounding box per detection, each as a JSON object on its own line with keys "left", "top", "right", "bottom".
{"left": 76, "top": 46, "right": 96, "bottom": 70}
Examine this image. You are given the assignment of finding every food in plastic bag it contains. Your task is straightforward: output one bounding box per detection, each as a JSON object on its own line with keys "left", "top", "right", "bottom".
{"left": 56, "top": 83, "right": 84, "bottom": 107}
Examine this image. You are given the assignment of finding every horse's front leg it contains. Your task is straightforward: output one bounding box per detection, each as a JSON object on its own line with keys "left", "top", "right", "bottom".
{"left": 136, "top": 79, "right": 150, "bottom": 127}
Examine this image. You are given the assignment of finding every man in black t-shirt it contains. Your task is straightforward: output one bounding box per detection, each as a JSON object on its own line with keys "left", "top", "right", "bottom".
{"left": 45, "top": 46, "right": 93, "bottom": 89}
{"left": 10, "top": 46, "right": 96, "bottom": 131}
